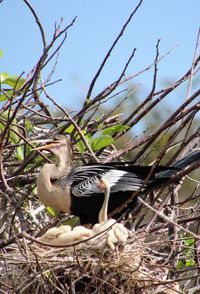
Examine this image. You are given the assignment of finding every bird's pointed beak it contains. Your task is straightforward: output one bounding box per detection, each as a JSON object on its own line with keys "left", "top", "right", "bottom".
{"left": 31, "top": 139, "right": 61, "bottom": 151}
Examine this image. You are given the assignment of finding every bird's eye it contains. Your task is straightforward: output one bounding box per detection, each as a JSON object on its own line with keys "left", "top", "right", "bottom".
{"left": 53, "top": 136, "right": 59, "bottom": 142}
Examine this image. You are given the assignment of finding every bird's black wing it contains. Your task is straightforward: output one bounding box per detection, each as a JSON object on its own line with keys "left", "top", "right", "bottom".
{"left": 54, "top": 165, "right": 146, "bottom": 197}
{"left": 52, "top": 151, "right": 200, "bottom": 225}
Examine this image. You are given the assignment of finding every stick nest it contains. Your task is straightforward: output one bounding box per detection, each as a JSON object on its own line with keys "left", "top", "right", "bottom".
{"left": 0, "top": 232, "right": 180, "bottom": 294}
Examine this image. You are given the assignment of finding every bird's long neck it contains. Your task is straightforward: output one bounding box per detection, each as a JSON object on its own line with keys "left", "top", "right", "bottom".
{"left": 37, "top": 163, "right": 62, "bottom": 193}
{"left": 98, "top": 180, "right": 111, "bottom": 223}
{"left": 56, "top": 152, "right": 72, "bottom": 176}
{"left": 38, "top": 146, "right": 73, "bottom": 191}
{"left": 54, "top": 142, "right": 73, "bottom": 174}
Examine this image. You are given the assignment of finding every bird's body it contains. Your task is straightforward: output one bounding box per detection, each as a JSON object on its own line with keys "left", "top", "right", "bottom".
{"left": 37, "top": 163, "right": 71, "bottom": 212}
{"left": 35, "top": 135, "right": 200, "bottom": 225}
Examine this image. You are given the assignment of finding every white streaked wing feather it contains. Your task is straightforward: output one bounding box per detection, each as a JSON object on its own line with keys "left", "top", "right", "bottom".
{"left": 72, "top": 169, "right": 144, "bottom": 197}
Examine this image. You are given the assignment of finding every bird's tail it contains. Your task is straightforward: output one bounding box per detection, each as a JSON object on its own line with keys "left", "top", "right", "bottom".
{"left": 156, "top": 150, "right": 200, "bottom": 179}
{"left": 118, "top": 150, "right": 200, "bottom": 225}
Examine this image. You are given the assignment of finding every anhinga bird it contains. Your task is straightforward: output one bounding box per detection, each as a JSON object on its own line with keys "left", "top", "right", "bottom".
{"left": 35, "top": 135, "right": 200, "bottom": 225}
{"left": 38, "top": 178, "right": 128, "bottom": 250}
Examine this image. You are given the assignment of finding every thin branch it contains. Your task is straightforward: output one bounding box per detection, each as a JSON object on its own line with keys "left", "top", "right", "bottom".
{"left": 42, "top": 86, "right": 99, "bottom": 163}
{"left": 85, "top": 0, "right": 143, "bottom": 102}
{"left": 138, "top": 196, "right": 200, "bottom": 240}
{"left": 23, "top": 0, "right": 46, "bottom": 49}
{"left": 185, "top": 28, "right": 200, "bottom": 101}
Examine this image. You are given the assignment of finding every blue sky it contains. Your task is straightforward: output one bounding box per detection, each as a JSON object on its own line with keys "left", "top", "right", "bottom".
{"left": 0, "top": 1, "right": 199, "bottom": 111}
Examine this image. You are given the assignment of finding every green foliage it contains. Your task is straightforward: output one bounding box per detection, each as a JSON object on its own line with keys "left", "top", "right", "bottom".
{"left": 46, "top": 206, "right": 80, "bottom": 227}
{"left": 64, "top": 216, "right": 80, "bottom": 228}
{"left": 91, "top": 134, "right": 114, "bottom": 151}
{"left": 46, "top": 206, "right": 57, "bottom": 217}
{"left": 0, "top": 72, "right": 25, "bottom": 101}
{"left": 176, "top": 232, "right": 196, "bottom": 269}
{"left": 91, "top": 124, "right": 129, "bottom": 151}
{"left": 102, "top": 124, "right": 129, "bottom": 136}
{"left": 64, "top": 122, "right": 129, "bottom": 152}
{"left": 0, "top": 109, "right": 34, "bottom": 161}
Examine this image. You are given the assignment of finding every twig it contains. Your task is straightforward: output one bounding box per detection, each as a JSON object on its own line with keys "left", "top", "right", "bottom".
{"left": 85, "top": 0, "right": 143, "bottom": 102}
{"left": 138, "top": 196, "right": 200, "bottom": 240}
{"left": 23, "top": 0, "right": 46, "bottom": 49}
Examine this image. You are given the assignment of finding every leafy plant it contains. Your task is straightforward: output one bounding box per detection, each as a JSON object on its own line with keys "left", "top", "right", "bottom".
{"left": 177, "top": 232, "right": 196, "bottom": 269}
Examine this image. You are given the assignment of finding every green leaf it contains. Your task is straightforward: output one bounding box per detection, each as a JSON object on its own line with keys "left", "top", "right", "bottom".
{"left": 25, "top": 119, "right": 34, "bottom": 133}
{"left": 185, "top": 259, "right": 195, "bottom": 267}
{"left": 32, "top": 186, "right": 37, "bottom": 196}
{"left": 0, "top": 72, "right": 10, "bottom": 83}
{"left": 0, "top": 110, "right": 20, "bottom": 144}
{"left": 91, "top": 135, "right": 114, "bottom": 151}
{"left": 176, "top": 260, "right": 184, "bottom": 269}
{"left": 0, "top": 90, "right": 14, "bottom": 101}
{"left": 46, "top": 206, "right": 57, "bottom": 217}
{"left": 77, "top": 140, "right": 86, "bottom": 153}
{"left": 0, "top": 72, "right": 25, "bottom": 89}
{"left": 103, "top": 124, "right": 129, "bottom": 136}
{"left": 15, "top": 146, "right": 24, "bottom": 161}
{"left": 0, "top": 49, "right": 3, "bottom": 59}
{"left": 64, "top": 124, "right": 74, "bottom": 134}
{"left": 63, "top": 216, "right": 80, "bottom": 228}
{"left": 184, "top": 237, "right": 195, "bottom": 247}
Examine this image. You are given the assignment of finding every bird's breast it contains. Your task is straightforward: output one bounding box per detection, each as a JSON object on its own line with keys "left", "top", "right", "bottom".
{"left": 37, "top": 169, "right": 71, "bottom": 213}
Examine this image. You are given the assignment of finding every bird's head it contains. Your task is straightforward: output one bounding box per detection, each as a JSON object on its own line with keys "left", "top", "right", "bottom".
{"left": 33, "top": 135, "right": 73, "bottom": 165}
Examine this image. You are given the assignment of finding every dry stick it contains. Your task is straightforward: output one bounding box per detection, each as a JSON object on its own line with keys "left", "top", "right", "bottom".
{"left": 0, "top": 89, "right": 15, "bottom": 114}
{"left": 0, "top": 81, "right": 33, "bottom": 190}
{"left": 105, "top": 101, "right": 199, "bottom": 162}
{"left": 143, "top": 109, "right": 200, "bottom": 173}
{"left": 83, "top": 86, "right": 138, "bottom": 144}
{"left": 74, "top": 44, "right": 178, "bottom": 125}
{"left": 17, "top": 16, "right": 76, "bottom": 97}
{"left": 0, "top": 117, "right": 53, "bottom": 178}
{"left": 85, "top": 78, "right": 139, "bottom": 138}
{"left": 74, "top": 47, "right": 136, "bottom": 131}
{"left": 42, "top": 17, "right": 76, "bottom": 68}
{"left": 121, "top": 39, "right": 161, "bottom": 129}
{"left": 180, "top": 112, "right": 197, "bottom": 152}
{"left": 138, "top": 196, "right": 200, "bottom": 241}
{"left": 111, "top": 39, "right": 160, "bottom": 144}
{"left": 77, "top": 49, "right": 172, "bottom": 124}
{"left": 44, "top": 50, "right": 59, "bottom": 85}
{"left": 135, "top": 269, "right": 182, "bottom": 294}
{"left": 0, "top": 14, "right": 76, "bottom": 139}
{"left": 22, "top": 1, "right": 47, "bottom": 103}
{"left": 79, "top": 45, "right": 176, "bottom": 137}
{"left": 32, "top": 19, "right": 75, "bottom": 103}
{"left": 104, "top": 132, "right": 154, "bottom": 163}
{"left": 73, "top": 2, "right": 142, "bottom": 132}
{"left": 133, "top": 94, "right": 200, "bottom": 163}
{"left": 42, "top": 86, "right": 99, "bottom": 163}
{"left": 7, "top": 126, "right": 53, "bottom": 176}
{"left": 82, "top": 90, "right": 128, "bottom": 135}
{"left": 124, "top": 55, "right": 200, "bottom": 128}
{"left": 97, "top": 48, "right": 137, "bottom": 100}
{"left": 20, "top": 101, "right": 58, "bottom": 121}
{"left": 165, "top": 128, "right": 200, "bottom": 167}
{"left": 185, "top": 28, "right": 200, "bottom": 101}
{"left": 81, "top": 49, "right": 137, "bottom": 131}
{"left": 37, "top": 19, "right": 76, "bottom": 83}
{"left": 144, "top": 213, "right": 200, "bottom": 236}
{"left": 23, "top": 0, "right": 46, "bottom": 49}
{"left": 105, "top": 70, "right": 200, "bottom": 162}
{"left": 85, "top": 0, "right": 143, "bottom": 103}
{"left": 119, "top": 43, "right": 178, "bottom": 90}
